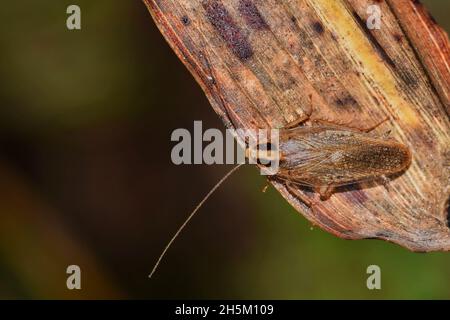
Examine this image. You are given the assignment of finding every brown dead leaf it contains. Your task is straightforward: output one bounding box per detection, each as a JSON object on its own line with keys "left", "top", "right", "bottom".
{"left": 143, "top": 0, "right": 450, "bottom": 251}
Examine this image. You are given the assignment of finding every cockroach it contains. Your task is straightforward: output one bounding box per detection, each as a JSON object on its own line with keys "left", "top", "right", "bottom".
{"left": 149, "top": 50, "right": 411, "bottom": 279}
{"left": 265, "top": 117, "right": 412, "bottom": 201}
{"left": 149, "top": 112, "right": 411, "bottom": 278}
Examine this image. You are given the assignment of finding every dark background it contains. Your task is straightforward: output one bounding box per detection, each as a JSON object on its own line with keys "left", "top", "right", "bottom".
{"left": 0, "top": 1, "right": 449, "bottom": 299}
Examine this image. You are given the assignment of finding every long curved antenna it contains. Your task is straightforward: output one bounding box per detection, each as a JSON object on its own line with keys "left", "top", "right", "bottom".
{"left": 149, "top": 164, "right": 244, "bottom": 279}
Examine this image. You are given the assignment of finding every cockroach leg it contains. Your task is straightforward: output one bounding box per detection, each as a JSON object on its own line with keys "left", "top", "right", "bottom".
{"left": 286, "top": 182, "right": 315, "bottom": 207}
{"left": 378, "top": 175, "right": 391, "bottom": 192}
{"left": 286, "top": 183, "right": 322, "bottom": 222}
{"left": 359, "top": 116, "right": 390, "bottom": 133}
{"left": 315, "top": 185, "right": 335, "bottom": 201}
{"left": 311, "top": 116, "right": 389, "bottom": 133}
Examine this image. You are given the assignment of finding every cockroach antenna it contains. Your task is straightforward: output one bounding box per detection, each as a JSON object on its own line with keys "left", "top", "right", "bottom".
{"left": 149, "top": 163, "right": 244, "bottom": 279}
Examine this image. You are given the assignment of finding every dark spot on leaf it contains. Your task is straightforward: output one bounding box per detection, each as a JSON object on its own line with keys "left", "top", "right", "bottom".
{"left": 181, "top": 15, "right": 190, "bottom": 26}
{"left": 372, "top": 95, "right": 380, "bottom": 106}
{"left": 398, "top": 69, "right": 419, "bottom": 89}
{"left": 393, "top": 33, "right": 402, "bottom": 43}
{"left": 238, "top": 0, "right": 269, "bottom": 30}
{"left": 312, "top": 21, "right": 324, "bottom": 35}
{"left": 203, "top": 0, "right": 253, "bottom": 61}
{"left": 291, "top": 16, "right": 297, "bottom": 23}
{"left": 335, "top": 94, "right": 358, "bottom": 108}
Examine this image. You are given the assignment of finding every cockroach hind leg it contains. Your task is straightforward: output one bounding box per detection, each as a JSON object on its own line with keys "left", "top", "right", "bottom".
{"left": 286, "top": 182, "right": 315, "bottom": 208}
{"left": 286, "top": 183, "right": 321, "bottom": 220}
{"left": 316, "top": 185, "right": 335, "bottom": 201}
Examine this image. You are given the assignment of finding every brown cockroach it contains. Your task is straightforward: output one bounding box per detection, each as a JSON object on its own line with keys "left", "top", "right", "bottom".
{"left": 149, "top": 113, "right": 411, "bottom": 278}
{"left": 149, "top": 50, "right": 411, "bottom": 279}
{"left": 262, "top": 116, "right": 412, "bottom": 201}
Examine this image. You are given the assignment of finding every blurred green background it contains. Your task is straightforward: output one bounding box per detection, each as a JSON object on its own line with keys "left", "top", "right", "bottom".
{"left": 0, "top": 0, "right": 448, "bottom": 299}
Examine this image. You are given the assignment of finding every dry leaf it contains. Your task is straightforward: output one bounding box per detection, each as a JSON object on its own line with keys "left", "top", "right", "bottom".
{"left": 143, "top": 0, "right": 450, "bottom": 251}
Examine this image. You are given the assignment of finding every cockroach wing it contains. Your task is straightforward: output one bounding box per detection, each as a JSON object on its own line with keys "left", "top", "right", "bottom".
{"left": 277, "top": 126, "right": 411, "bottom": 187}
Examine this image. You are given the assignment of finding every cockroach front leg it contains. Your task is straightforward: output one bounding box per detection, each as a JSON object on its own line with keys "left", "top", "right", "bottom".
{"left": 358, "top": 117, "right": 390, "bottom": 133}
{"left": 311, "top": 116, "right": 389, "bottom": 133}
